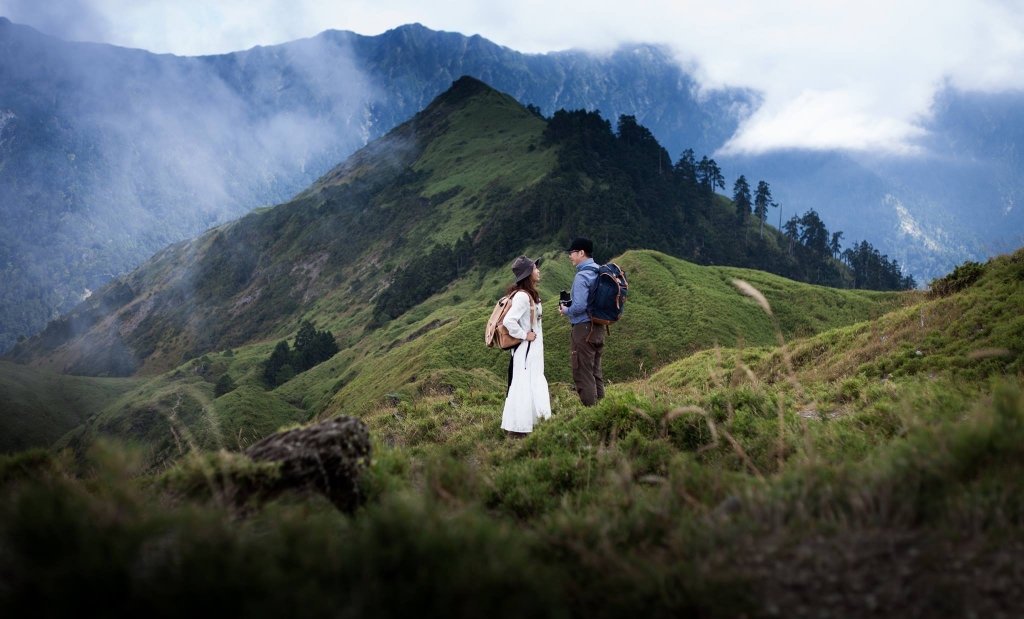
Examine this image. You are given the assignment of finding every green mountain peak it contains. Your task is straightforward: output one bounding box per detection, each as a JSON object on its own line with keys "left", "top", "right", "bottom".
{"left": 310, "top": 75, "right": 535, "bottom": 194}
{"left": 433, "top": 75, "right": 497, "bottom": 104}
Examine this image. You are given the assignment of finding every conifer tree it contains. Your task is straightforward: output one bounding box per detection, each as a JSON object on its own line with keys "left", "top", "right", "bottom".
{"left": 732, "top": 175, "right": 752, "bottom": 225}
{"left": 696, "top": 157, "right": 725, "bottom": 198}
{"left": 674, "top": 149, "right": 697, "bottom": 183}
{"left": 292, "top": 320, "right": 319, "bottom": 371}
{"left": 798, "top": 209, "right": 830, "bottom": 257}
{"left": 754, "top": 180, "right": 774, "bottom": 238}
{"left": 263, "top": 340, "right": 292, "bottom": 387}
{"left": 710, "top": 160, "right": 725, "bottom": 193}
{"left": 315, "top": 329, "right": 339, "bottom": 364}
{"left": 783, "top": 216, "right": 800, "bottom": 255}
{"left": 291, "top": 320, "right": 339, "bottom": 373}
{"left": 829, "top": 231, "right": 844, "bottom": 259}
{"left": 840, "top": 239, "right": 914, "bottom": 290}
{"left": 669, "top": 149, "right": 700, "bottom": 221}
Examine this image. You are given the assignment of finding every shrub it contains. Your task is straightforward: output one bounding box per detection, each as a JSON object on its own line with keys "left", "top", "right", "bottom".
{"left": 214, "top": 373, "right": 237, "bottom": 398}
{"left": 928, "top": 260, "right": 986, "bottom": 298}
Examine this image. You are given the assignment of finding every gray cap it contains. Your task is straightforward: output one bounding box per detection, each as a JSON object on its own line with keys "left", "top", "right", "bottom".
{"left": 511, "top": 255, "right": 543, "bottom": 282}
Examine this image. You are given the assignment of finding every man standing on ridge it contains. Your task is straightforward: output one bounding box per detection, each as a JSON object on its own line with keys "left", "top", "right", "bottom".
{"left": 559, "top": 236, "right": 604, "bottom": 406}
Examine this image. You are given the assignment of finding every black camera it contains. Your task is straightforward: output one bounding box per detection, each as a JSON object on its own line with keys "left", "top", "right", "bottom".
{"left": 559, "top": 290, "right": 571, "bottom": 307}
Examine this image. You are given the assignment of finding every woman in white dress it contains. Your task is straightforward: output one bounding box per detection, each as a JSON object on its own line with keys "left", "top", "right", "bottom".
{"left": 501, "top": 255, "right": 552, "bottom": 437}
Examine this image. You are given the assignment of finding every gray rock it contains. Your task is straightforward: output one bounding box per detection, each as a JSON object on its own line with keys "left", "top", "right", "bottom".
{"left": 245, "top": 416, "right": 371, "bottom": 512}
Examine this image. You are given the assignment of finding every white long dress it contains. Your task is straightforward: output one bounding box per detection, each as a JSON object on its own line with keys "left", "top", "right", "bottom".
{"left": 500, "top": 291, "right": 552, "bottom": 433}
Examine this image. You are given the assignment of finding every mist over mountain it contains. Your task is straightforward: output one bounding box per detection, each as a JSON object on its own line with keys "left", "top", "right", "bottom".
{"left": 0, "top": 18, "right": 750, "bottom": 352}
{"left": 9, "top": 76, "right": 910, "bottom": 383}
{"left": 0, "top": 18, "right": 378, "bottom": 353}
{"left": 1, "top": 17, "right": 1021, "bottom": 351}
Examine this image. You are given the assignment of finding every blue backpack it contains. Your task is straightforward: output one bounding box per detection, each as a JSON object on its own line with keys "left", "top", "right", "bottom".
{"left": 582, "top": 263, "right": 628, "bottom": 326}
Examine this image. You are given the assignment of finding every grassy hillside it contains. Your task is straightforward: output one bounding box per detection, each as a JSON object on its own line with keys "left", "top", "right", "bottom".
{"left": 0, "top": 360, "right": 142, "bottom": 454}
{"left": 315, "top": 249, "right": 905, "bottom": 417}
{"left": 340, "top": 248, "right": 1021, "bottom": 515}
{"left": 1, "top": 250, "right": 1021, "bottom": 616}
{"left": 49, "top": 346, "right": 310, "bottom": 470}
{"left": 8, "top": 248, "right": 904, "bottom": 468}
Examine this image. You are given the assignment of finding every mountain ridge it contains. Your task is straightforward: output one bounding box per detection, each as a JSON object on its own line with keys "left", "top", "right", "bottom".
{"left": 2, "top": 18, "right": 1020, "bottom": 353}
{"left": 7, "top": 77, "right": 907, "bottom": 386}
{"left": 0, "top": 18, "right": 756, "bottom": 352}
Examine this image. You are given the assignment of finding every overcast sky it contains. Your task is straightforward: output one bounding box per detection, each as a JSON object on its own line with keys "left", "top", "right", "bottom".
{"left": 3, "top": 0, "right": 1023, "bottom": 155}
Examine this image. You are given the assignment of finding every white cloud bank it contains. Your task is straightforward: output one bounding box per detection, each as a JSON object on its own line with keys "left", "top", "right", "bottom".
{"left": 3, "top": 0, "right": 1023, "bottom": 155}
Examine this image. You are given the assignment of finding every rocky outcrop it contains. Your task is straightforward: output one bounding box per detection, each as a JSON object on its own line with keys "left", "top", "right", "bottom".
{"left": 245, "top": 416, "right": 371, "bottom": 512}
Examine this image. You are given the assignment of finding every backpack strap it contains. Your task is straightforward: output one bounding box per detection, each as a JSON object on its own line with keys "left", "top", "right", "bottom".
{"left": 583, "top": 319, "right": 610, "bottom": 343}
{"left": 513, "top": 290, "right": 534, "bottom": 330}
{"left": 514, "top": 291, "right": 536, "bottom": 368}
{"left": 579, "top": 264, "right": 599, "bottom": 342}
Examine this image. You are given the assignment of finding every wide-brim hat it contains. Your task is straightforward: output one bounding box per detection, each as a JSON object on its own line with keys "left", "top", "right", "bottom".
{"left": 511, "top": 255, "right": 543, "bottom": 282}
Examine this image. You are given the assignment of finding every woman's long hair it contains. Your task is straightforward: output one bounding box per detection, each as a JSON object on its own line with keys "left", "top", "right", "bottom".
{"left": 506, "top": 276, "right": 541, "bottom": 304}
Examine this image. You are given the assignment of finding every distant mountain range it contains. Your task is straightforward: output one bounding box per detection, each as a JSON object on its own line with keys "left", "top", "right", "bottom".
{"left": 1, "top": 17, "right": 1022, "bottom": 351}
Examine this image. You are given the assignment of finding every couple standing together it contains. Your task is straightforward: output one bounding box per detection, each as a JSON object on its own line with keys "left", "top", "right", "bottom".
{"left": 500, "top": 237, "right": 606, "bottom": 436}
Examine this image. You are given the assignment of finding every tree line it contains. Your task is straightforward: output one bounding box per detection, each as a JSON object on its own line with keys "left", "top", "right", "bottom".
{"left": 371, "top": 107, "right": 915, "bottom": 325}
{"left": 263, "top": 320, "right": 339, "bottom": 387}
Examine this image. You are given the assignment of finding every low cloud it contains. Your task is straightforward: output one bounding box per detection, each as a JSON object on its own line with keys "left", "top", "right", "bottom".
{"left": 4, "top": 0, "right": 1024, "bottom": 155}
{"left": 0, "top": 0, "right": 112, "bottom": 43}
{"left": 717, "top": 90, "right": 930, "bottom": 156}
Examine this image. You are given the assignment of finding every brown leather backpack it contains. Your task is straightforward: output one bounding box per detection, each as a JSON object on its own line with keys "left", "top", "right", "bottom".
{"left": 484, "top": 292, "right": 534, "bottom": 349}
